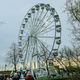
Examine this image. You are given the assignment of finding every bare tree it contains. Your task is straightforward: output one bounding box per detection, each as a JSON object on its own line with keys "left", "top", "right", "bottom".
{"left": 66, "top": 0, "right": 80, "bottom": 47}
{"left": 66, "top": 0, "right": 80, "bottom": 23}
{"left": 59, "top": 46, "right": 80, "bottom": 75}
{"left": 6, "top": 43, "right": 20, "bottom": 72}
{"left": 66, "top": 1, "right": 80, "bottom": 72}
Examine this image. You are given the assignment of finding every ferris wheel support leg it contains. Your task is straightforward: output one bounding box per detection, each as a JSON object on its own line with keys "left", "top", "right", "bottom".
{"left": 30, "top": 56, "right": 34, "bottom": 75}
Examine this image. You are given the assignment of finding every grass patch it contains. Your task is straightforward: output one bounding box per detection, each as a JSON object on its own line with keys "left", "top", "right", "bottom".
{"left": 37, "top": 76, "right": 80, "bottom": 80}
{"left": 37, "top": 76, "right": 67, "bottom": 80}
{"left": 38, "top": 76, "right": 51, "bottom": 80}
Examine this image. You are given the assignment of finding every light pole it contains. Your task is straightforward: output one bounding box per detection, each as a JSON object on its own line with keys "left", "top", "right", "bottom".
{"left": 5, "top": 64, "right": 7, "bottom": 71}
{"left": 13, "top": 43, "right": 17, "bottom": 72}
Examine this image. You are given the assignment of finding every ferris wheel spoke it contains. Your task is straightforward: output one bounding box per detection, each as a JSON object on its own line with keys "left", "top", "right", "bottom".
{"left": 24, "top": 50, "right": 29, "bottom": 64}
{"left": 32, "top": 40, "right": 36, "bottom": 56}
{"left": 33, "top": 10, "right": 44, "bottom": 31}
{"left": 30, "top": 18, "right": 35, "bottom": 31}
{"left": 21, "top": 42, "right": 28, "bottom": 51}
{"left": 21, "top": 35, "right": 29, "bottom": 43}
{"left": 35, "top": 20, "right": 54, "bottom": 35}
{"left": 34, "top": 11, "right": 49, "bottom": 32}
{"left": 40, "top": 19, "right": 54, "bottom": 31}
{"left": 36, "top": 13, "right": 47, "bottom": 31}
{"left": 37, "top": 14, "right": 52, "bottom": 30}
{"left": 21, "top": 37, "right": 30, "bottom": 52}
{"left": 24, "top": 38, "right": 34, "bottom": 64}
{"left": 34, "top": 15, "right": 52, "bottom": 35}
{"left": 32, "top": 38, "right": 40, "bottom": 58}
{"left": 38, "top": 12, "right": 52, "bottom": 26}
{"left": 35, "top": 10, "right": 47, "bottom": 27}
{"left": 30, "top": 15, "right": 35, "bottom": 30}
{"left": 37, "top": 27, "right": 55, "bottom": 36}
{"left": 35, "top": 42, "right": 39, "bottom": 56}
{"left": 32, "top": 10, "right": 40, "bottom": 30}
{"left": 39, "top": 43, "right": 49, "bottom": 58}
{"left": 25, "top": 20, "right": 32, "bottom": 32}
{"left": 32, "top": 13, "right": 38, "bottom": 31}
{"left": 33, "top": 10, "right": 43, "bottom": 28}
{"left": 22, "top": 41, "right": 30, "bottom": 64}
{"left": 35, "top": 37, "right": 50, "bottom": 53}
{"left": 24, "top": 24, "right": 29, "bottom": 32}
{"left": 36, "top": 41, "right": 48, "bottom": 57}
{"left": 38, "top": 27, "right": 54, "bottom": 35}
{"left": 37, "top": 36, "right": 54, "bottom": 38}
{"left": 37, "top": 28, "right": 55, "bottom": 36}
{"left": 27, "top": 13, "right": 36, "bottom": 32}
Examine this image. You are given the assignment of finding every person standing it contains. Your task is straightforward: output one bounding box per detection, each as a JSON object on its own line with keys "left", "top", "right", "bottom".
{"left": 33, "top": 71, "right": 37, "bottom": 79}
{"left": 25, "top": 72, "right": 34, "bottom": 80}
{"left": 12, "top": 73, "right": 19, "bottom": 80}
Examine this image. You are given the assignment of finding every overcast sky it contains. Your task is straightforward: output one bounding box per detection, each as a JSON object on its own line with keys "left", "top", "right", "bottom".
{"left": 0, "top": 0, "right": 72, "bottom": 66}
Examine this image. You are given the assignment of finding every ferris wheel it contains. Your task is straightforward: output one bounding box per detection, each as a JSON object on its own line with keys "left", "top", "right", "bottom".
{"left": 18, "top": 3, "right": 61, "bottom": 69}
